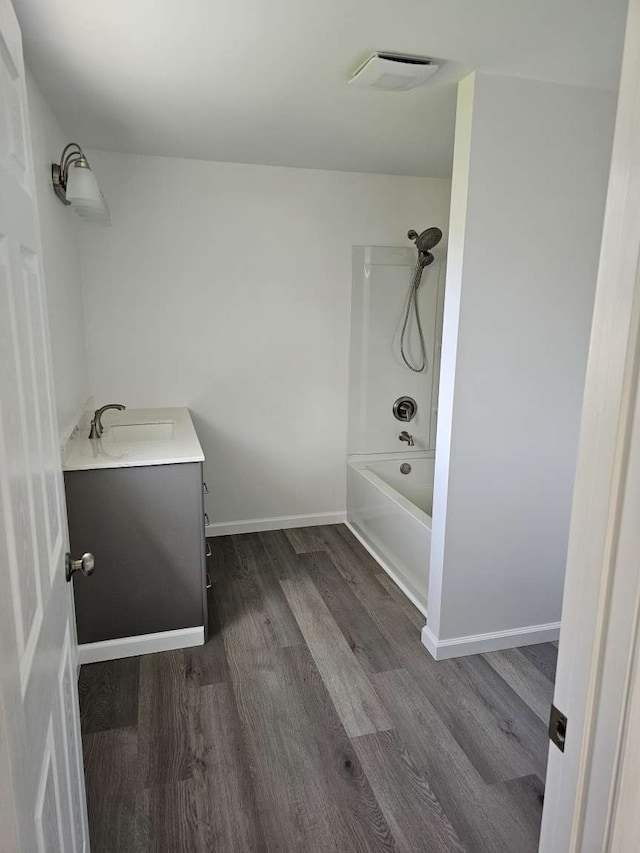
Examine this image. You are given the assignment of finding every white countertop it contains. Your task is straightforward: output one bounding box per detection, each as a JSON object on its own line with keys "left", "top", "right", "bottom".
{"left": 63, "top": 407, "right": 205, "bottom": 471}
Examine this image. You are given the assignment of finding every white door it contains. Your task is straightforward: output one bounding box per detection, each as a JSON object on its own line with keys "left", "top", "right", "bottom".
{"left": 0, "top": 1, "right": 90, "bottom": 851}
{"left": 539, "top": 0, "right": 640, "bottom": 849}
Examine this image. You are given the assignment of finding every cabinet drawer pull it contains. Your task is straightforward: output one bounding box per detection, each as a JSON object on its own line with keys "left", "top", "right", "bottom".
{"left": 206, "top": 541, "right": 212, "bottom": 558}
{"left": 202, "top": 482, "right": 209, "bottom": 495}
{"left": 206, "top": 572, "right": 212, "bottom": 590}
{"left": 204, "top": 512, "right": 210, "bottom": 526}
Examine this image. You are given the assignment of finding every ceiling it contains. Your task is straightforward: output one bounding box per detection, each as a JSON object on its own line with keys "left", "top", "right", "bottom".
{"left": 15, "top": 0, "right": 628, "bottom": 178}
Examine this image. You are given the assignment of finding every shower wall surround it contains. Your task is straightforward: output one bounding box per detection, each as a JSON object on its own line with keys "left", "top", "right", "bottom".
{"left": 77, "top": 151, "right": 451, "bottom": 532}
{"left": 348, "top": 245, "right": 445, "bottom": 455}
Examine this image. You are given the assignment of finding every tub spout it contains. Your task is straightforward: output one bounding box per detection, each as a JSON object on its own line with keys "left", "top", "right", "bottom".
{"left": 399, "top": 431, "right": 414, "bottom": 447}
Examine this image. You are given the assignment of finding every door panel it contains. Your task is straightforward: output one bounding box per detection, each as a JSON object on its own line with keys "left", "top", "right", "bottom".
{"left": 35, "top": 722, "right": 65, "bottom": 852}
{"left": 57, "top": 625, "right": 87, "bottom": 853}
{"left": 0, "top": 230, "right": 43, "bottom": 678}
{"left": 0, "top": 1, "right": 89, "bottom": 850}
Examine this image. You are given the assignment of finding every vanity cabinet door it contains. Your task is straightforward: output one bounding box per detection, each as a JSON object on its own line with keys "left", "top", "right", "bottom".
{"left": 65, "top": 462, "right": 207, "bottom": 644}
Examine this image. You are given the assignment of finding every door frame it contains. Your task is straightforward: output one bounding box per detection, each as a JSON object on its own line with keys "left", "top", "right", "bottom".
{"left": 539, "top": 0, "right": 640, "bottom": 848}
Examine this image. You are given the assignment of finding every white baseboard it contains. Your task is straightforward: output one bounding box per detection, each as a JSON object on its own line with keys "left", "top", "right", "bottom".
{"left": 205, "top": 511, "right": 346, "bottom": 537}
{"left": 345, "top": 521, "right": 428, "bottom": 618}
{"left": 77, "top": 626, "right": 204, "bottom": 665}
{"left": 421, "top": 621, "right": 561, "bottom": 661}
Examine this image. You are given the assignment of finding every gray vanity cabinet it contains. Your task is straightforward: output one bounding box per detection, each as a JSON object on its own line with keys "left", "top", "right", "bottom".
{"left": 65, "top": 462, "right": 208, "bottom": 645}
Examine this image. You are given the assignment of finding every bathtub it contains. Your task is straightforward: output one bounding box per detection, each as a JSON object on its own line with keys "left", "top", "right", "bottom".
{"left": 347, "top": 454, "right": 433, "bottom": 615}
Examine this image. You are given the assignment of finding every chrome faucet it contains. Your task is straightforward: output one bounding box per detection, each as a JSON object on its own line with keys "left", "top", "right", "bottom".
{"left": 399, "top": 431, "right": 414, "bottom": 447}
{"left": 89, "top": 403, "right": 126, "bottom": 439}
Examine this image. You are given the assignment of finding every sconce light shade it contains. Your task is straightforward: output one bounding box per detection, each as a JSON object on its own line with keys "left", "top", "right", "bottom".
{"left": 51, "top": 143, "right": 110, "bottom": 225}
{"left": 66, "top": 161, "right": 100, "bottom": 204}
{"left": 67, "top": 164, "right": 110, "bottom": 223}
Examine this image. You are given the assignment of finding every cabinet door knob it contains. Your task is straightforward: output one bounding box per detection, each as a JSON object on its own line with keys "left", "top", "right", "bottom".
{"left": 65, "top": 552, "right": 95, "bottom": 583}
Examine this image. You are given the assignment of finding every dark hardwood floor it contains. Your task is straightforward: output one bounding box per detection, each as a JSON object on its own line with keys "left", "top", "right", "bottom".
{"left": 79, "top": 524, "right": 556, "bottom": 853}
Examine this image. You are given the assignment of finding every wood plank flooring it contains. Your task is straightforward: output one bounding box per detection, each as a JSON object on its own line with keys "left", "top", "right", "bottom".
{"left": 79, "top": 524, "right": 556, "bottom": 853}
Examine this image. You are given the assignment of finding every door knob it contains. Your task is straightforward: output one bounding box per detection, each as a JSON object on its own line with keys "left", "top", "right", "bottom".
{"left": 65, "top": 552, "right": 95, "bottom": 583}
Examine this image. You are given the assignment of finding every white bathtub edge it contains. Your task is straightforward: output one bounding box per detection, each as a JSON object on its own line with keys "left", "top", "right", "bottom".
{"left": 345, "top": 520, "right": 428, "bottom": 618}
{"left": 421, "top": 621, "right": 561, "bottom": 661}
{"left": 206, "top": 511, "right": 347, "bottom": 537}
{"left": 347, "top": 458, "right": 432, "bottom": 528}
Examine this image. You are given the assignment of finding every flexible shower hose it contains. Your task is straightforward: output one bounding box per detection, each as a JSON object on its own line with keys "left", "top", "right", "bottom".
{"left": 400, "top": 260, "right": 427, "bottom": 373}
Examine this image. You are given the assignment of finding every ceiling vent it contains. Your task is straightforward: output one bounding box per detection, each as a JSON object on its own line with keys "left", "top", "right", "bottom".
{"left": 347, "top": 52, "right": 440, "bottom": 91}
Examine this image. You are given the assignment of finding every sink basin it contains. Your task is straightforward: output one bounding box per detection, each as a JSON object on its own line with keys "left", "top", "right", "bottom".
{"left": 105, "top": 421, "right": 174, "bottom": 442}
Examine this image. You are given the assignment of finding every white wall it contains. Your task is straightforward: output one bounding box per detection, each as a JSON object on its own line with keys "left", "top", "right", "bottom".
{"left": 428, "top": 72, "right": 616, "bottom": 648}
{"left": 26, "top": 71, "right": 89, "bottom": 442}
{"left": 77, "top": 152, "right": 451, "bottom": 527}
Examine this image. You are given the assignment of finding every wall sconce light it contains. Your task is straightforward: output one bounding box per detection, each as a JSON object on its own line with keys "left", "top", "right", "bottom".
{"left": 51, "top": 144, "right": 110, "bottom": 225}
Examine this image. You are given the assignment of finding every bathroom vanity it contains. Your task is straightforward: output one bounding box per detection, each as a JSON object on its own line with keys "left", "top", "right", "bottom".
{"left": 63, "top": 407, "right": 208, "bottom": 662}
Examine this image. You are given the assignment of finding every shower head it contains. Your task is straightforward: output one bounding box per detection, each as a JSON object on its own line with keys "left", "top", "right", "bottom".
{"left": 408, "top": 227, "right": 443, "bottom": 253}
